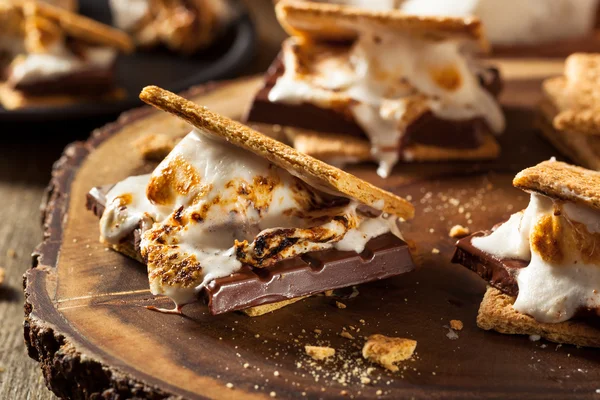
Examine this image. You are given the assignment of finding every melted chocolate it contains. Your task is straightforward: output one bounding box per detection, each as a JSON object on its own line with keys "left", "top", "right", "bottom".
{"left": 452, "top": 231, "right": 525, "bottom": 297}
{"left": 11, "top": 65, "right": 116, "bottom": 96}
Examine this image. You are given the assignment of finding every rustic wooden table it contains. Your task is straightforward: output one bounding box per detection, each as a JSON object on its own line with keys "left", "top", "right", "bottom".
{"left": 0, "top": 1, "right": 284, "bottom": 398}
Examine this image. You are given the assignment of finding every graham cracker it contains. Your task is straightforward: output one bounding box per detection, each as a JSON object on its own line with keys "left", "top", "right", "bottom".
{"left": 139, "top": 85, "right": 415, "bottom": 219}
{"left": 513, "top": 159, "right": 600, "bottom": 211}
{"left": 554, "top": 107, "right": 600, "bottom": 136}
{"left": 37, "top": 0, "right": 77, "bottom": 12}
{"left": 564, "top": 53, "right": 600, "bottom": 90}
{"left": 0, "top": 2, "right": 26, "bottom": 37}
{"left": 287, "top": 130, "right": 372, "bottom": 164}
{"left": 403, "top": 132, "right": 500, "bottom": 162}
{"left": 362, "top": 334, "right": 417, "bottom": 372}
{"left": 536, "top": 106, "right": 600, "bottom": 170}
{"left": 541, "top": 53, "right": 600, "bottom": 136}
{"left": 241, "top": 296, "right": 308, "bottom": 317}
{"left": 23, "top": 1, "right": 133, "bottom": 52}
{"left": 477, "top": 287, "right": 600, "bottom": 348}
{"left": 0, "top": 83, "right": 125, "bottom": 110}
{"left": 275, "top": 0, "right": 488, "bottom": 51}
{"left": 107, "top": 242, "right": 143, "bottom": 264}
{"left": 286, "top": 127, "right": 499, "bottom": 164}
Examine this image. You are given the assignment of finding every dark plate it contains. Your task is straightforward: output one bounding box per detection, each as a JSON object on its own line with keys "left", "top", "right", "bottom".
{"left": 0, "top": 0, "right": 255, "bottom": 121}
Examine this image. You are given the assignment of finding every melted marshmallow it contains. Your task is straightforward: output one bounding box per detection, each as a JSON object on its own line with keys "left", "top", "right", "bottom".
{"left": 10, "top": 47, "right": 117, "bottom": 85}
{"left": 100, "top": 128, "right": 400, "bottom": 306}
{"left": 400, "top": 0, "right": 599, "bottom": 45}
{"left": 269, "top": 31, "right": 504, "bottom": 178}
{"left": 472, "top": 193, "right": 600, "bottom": 323}
{"left": 110, "top": 0, "right": 150, "bottom": 31}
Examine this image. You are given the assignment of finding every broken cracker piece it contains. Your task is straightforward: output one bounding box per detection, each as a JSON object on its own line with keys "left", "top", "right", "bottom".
{"left": 362, "top": 334, "right": 417, "bottom": 372}
{"left": 340, "top": 331, "right": 355, "bottom": 340}
{"left": 242, "top": 297, "right": 308, "bottom": 317}
{"left": 305, "top": 345, "right": 335, "bottom": 361}
{"left": 450, "top": 319, "right": 464, "bottom": 331}
{"left": 449, "top": 225, "right": 470, "bottom": 238}
{"left": 335, "top": 301, "right": 347, "bottom": 309}
{"left": 477, "top": 287, "right": 600, "bottom": 348}
{"left": 0, "top": 267, "right": 4, "bottom": 284}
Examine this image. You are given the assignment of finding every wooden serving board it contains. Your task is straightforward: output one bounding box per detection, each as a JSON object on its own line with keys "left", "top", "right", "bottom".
{"left": 25, "top": 59, "right": 600, "bottom": 400}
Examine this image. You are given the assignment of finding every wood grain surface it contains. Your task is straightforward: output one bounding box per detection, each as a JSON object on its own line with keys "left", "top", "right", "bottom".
{"left": 0, "top": 1, "right": 284, "bottom": 399}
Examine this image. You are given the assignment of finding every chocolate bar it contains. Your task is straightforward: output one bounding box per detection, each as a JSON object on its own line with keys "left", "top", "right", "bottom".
{"left": 244, "top": 55, "right": 503, "bottom": 151}
{"left": 87, "top": 185, "right": 415, "bottom": 315}
{"left": 11, "top": 66, "right": 116, "bottom": 96}
{"left": 453, "top": 232, "right": 600, "bottom": 323}
{"left": 452, "top": 232, "right": 524, "bottom": 297}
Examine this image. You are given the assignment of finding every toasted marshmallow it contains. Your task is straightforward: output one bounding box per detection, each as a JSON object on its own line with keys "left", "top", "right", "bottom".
{"left": 472, "top": 164, "right": 600, "bottom": 324}
{"left": 101, "top": 128, "right": 402, "bottom": 306}
{"left": 110, "top": 0, "right": 150, "bottom": 32}
{"left": 109, "top": 0, "right": 235, "bottom": 54}
{"left": 400, "top": 0, "right": 599, "bottom": 46}
{"left": 269, "top": 3, "right": 504, "bottom": 177}
{"left": 8, "top": 46, "right": 117, "bottom": 85}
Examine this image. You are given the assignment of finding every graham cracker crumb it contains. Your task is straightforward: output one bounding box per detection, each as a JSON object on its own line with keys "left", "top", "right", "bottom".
{"left": 450, "top": 320, "right": 464, "bottom": 331}
{"left": 340, "top": 331, "right": 355, "bottom": 340}
{"left": 0, "top": 268, "right": 4, "bottom": 285}
{"left": 362, "top": 334, "right": 417, "bottom": 372}
{"left": 449, "top": 225, "right": 470, "bottom": 238}
{"left": 324, "top": 290, "right": 335, "bottom": 297}
{"left": 336, "top": 301, "right": 347, "bottom": 309}
{"left": 431, "top": 248, "right": 440, "bottom": 254}
{"left": 305, "top": 345, "right": 335, "bottom": 360}
{"left": 6, "top": 249, "right": 16, "bottom": 258}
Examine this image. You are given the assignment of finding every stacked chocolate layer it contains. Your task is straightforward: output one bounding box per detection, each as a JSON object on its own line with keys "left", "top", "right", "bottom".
{"left": 245, "top": 55, "right": 503, "bottom": 153}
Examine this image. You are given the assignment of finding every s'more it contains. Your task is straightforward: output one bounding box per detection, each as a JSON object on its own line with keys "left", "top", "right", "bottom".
{"left": 538, "top": 53, "right": 600, "bottom": 170}
{"left": 244, "top": 0, "right": 505, "bottom": 178}
{"left": 453, "top": 160, "right": 600, "bottom": 347}
{"left": 86, "top": 86, "right": 416, "bottom": 317}
{"left": 0, "top": 1, "right": 132, "bottom": 109}
{"left": 109, "top": 0, "right": 235, "bottom": 54}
